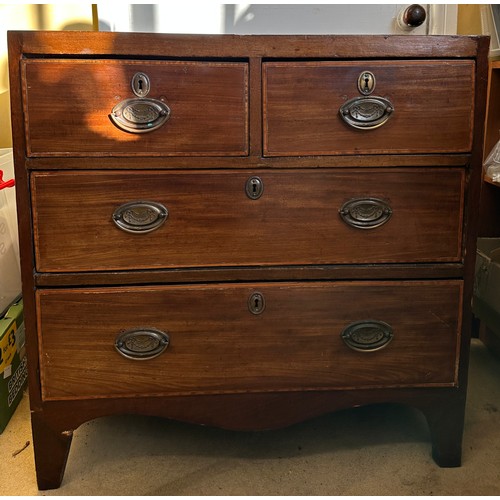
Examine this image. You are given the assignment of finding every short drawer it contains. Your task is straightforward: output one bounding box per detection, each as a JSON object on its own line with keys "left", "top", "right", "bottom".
{"left": 263, "top": 60, "right": 474, "bottom": 156}
{"left": 22, "top": 59, "right": 248, "bottom": 156}
{"left": 37, "top": 281, "right": 462, "bottom": 400}
{"left": 31, "top": 168, "right": 465, "bottom": 272}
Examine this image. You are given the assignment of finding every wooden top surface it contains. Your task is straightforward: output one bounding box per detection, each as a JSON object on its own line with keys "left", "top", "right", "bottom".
{"left": 8, "top": 30, "right": 488, "bottom": 59}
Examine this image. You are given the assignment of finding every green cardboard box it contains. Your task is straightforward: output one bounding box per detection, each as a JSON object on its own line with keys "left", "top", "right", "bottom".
{"left": 0, "top": 298, "right": 27, "bottom": 434}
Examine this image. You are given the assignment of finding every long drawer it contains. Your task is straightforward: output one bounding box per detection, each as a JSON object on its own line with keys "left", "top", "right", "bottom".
{"left": 22, "top": 59, "right": 248, "bottom": 156}
{"left": 263, "top": 60, "right": 475, "bottom": 156}
{"left": 31, "top": 168, "right": 464, "bottom": 272}
{"left": 37, "top": 281, "right": 462, "bottom": 401}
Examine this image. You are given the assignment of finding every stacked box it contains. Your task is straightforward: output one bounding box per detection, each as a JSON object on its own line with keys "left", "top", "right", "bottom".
{"left": 0, "top": 299, "right": 27, "bottom": 433}
{"left": 473, "top": 238, "right": 500, "bottom": 335}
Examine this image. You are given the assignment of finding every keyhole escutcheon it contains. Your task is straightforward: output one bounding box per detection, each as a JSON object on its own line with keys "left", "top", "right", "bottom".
{"left": 357, "top": 71, "right": 376, "bottom": 96}
{"left": 248, "top": 292, "right": 266, "bottom": 315}
{"left": 132, "top": 72, "right": 151, "bottom": 97}
{"left": 245, "top": 176, "right": 264, "bottom": 200}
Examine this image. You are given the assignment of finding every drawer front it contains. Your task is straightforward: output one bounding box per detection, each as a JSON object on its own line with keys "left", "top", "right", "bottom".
{"left": 22, "top": 60, "right": 248, "bottom": 156}
{"left": 37, "top": 281, "right": 462, "bottom": 401}
{"left": 263, "top": 60, "right": 474, "bottom": 156}
{"left": 31, "top": 168, "right": 464, "bottom": 272}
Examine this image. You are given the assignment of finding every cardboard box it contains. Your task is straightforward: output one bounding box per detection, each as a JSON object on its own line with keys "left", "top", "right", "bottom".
{"left": 0, "top": 299, "right": 27, "bottom": 434}
{"left": 473, "top": 238, "right": 500, "bottom": 336}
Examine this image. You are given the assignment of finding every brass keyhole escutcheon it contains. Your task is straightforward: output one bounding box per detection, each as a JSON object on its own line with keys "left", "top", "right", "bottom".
{"left": 248, "top": 292, "right": 265, "bottom": 315}
{"left": 358, "top": 71, "right": 376, "bottom": 96}
{"left": 131, "top": 72, "right": 151, "bottom": 98}
{"left": 245, "top": 176, "right": 264, "bottom": 200}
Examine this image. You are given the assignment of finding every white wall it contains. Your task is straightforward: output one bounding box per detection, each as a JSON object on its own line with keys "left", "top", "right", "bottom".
{"left": 97, "top": 4, "right": 457, "bottom": 36}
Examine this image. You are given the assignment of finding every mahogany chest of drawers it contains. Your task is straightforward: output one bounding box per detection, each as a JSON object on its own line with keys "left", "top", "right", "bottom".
{"left": 8, "top": 32, "right": 488, "bottom": 490}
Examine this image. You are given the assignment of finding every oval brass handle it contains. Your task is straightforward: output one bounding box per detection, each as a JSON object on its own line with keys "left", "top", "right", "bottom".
{"left": 339, "top": 96, "right": 394, "bottom": 130}
{"left": 113, "top": 201, "right": 168, "bottom": 234}
{"left": 341, "top": 320, "right": 393, "bottom": 352}
{"left": 339, "top": 198, "right": 392, "bottom": 230}
{"left": 110, "top": 97, "right": 170, "bottom": 133}
{"left": 115, "top": 327, "right": 170, "bottom": 360}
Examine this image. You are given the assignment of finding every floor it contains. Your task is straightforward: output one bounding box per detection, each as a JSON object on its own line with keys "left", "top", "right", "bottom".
{"left": 1, "top": 339, "right": 500, "bottom": 496}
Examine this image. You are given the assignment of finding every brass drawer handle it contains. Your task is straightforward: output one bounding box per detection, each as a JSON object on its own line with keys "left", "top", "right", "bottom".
{"left": 110, "top": 97, "right": 170, "bottom": 133}
{"left": 341, "top": 320, "right": 393, "bottom": 352}
{"left": 339, "top": 96, "right": 394, "bottom": 130}
{"left": 115, "top": 328, "right": 170, "bottom": 360}
{"left": 113, "top": 201, "right": 168, "bottom": 234}
{"left": 339, "top": 198, "right": 392, "bottom": 230}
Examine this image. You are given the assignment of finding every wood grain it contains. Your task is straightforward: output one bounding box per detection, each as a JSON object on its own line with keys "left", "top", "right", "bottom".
{"left": 15, "top": 31, "right": 483, "bottom": 58}
{"left": 24, "top": 154, "right": 471, "bottom": 170}
{"left": 22, "top": 60, "right": 248, "bottom": 156}
{"left": 37, "top": 281, "right": 462, "bottom": 400}
{"left": 263, "top": 60, "right": 475, "bottom": 155}
{"left": 29, "top": 385, "right": 467, "bottom": 488}
{"left": 6, "top": 32, "right": 488, "bottom": 487}
{"left": 33, "top": 263, "right": 465, "bottom": 288}
{"left": 31, "top": 168, "right": 464, "bottom": 272}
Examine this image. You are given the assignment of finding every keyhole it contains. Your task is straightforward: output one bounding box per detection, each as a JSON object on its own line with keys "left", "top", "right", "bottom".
{"left": 132, "top": 72, "right": 150, "bottom": 97}
{"left": 364, "top": 76, "right": 370, "bottom": 90}
{"left": 358, "top": 71, "right": 375, "bottom": 96}
{"left": 245, "top": 176, "right": 263, "bottom": 200}
{"left": 248, "top": 292, "right": 265, "bottom": 314}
